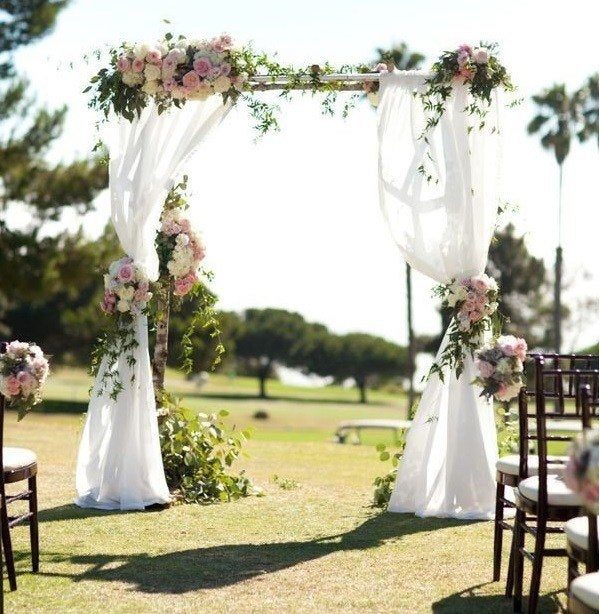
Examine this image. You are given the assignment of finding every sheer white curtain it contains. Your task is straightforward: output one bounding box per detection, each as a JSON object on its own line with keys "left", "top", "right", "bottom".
{"left": 76, "top": 98, "right": 230, "bottom": 510}
{"left": 378, "top": 71, "right": 502, "bottom": 519}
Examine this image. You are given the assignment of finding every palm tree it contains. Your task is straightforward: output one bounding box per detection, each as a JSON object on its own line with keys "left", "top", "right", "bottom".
{"left": 371, "top": 43, "right": 425, "bottom": 411}
{"left": 527, "top": 84, "right": 583, "bottom": 353}
{"left": 576, "top": 73, "right": 599, "bottom": 145}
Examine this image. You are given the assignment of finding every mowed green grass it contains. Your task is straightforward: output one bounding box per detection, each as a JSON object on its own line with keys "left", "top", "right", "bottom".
{"left": 3, "top": 368, "right": 569, "bottom": 612}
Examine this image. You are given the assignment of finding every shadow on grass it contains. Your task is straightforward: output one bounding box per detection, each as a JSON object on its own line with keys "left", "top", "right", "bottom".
{"left": 33, "top": 513, "right": 474, "bottom": 593}
{"left": 432, "top": 584, "right": 565, "bottom": 613}
{"left": 38, "top": 503, "right": 167, "bottom": 524}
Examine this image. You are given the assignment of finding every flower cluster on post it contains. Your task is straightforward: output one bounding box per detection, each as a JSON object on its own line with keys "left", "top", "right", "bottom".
{"left": 0, "top": 341, "right": 49, "bottom": 419}
{"left": 101, "top": 257, "right": 152, "bottom": 316}
{"left": 429, "top": 274, "right": 502, "bottom": 380}
{"left": 564, "top": 429, "right": 599, "bottom": 514}
{"left": 473, "top": 335, "right": 528, "bottom": 401}
{"left": 158, "top": 208, "right": 206, "bottom": 297}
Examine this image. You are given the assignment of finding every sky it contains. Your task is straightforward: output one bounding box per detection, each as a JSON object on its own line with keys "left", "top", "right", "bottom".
{"left": 8, "top": 0, "right": 600, "bottom": 350}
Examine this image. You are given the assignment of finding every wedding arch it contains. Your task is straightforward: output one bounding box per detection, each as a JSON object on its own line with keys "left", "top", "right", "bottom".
{"left": 75, "top": 33, "right": 517, "bottom": 519}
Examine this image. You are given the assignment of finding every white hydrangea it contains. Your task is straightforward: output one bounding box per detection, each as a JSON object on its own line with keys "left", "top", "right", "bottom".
{"left": 122, "top": 71, "right": 144, "bottom": 87}
{"left": 144, "top": 63, "right": 161, "bottom": 81}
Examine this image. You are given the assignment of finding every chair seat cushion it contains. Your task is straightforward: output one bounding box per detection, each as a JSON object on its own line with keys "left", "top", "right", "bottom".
{"left": 518, "top": 474, "right": 581, "bottom": 507}
{"left": 496, "top": 454, "right": 568, "bottom": 476}
{"left": 3, "top": 447, "right": 37, "bottom": 472}
{"left": 566, "top": 516, "right": 590, "bottom": 551}
{"left": 570, "top": 572, "right": 600, "bottom": 610}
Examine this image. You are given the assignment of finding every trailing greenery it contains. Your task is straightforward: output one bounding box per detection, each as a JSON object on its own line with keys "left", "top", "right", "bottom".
{"left": 372, "top": 442, "right": 403, "bottom": 509}
{"left": 157, "top": 390, "right": 258, "bottom": 504}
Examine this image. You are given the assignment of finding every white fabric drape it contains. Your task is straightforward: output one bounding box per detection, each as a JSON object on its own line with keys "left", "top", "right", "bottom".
{"left": 76, "top": 98, "right": 230, "bottom": 510}
{"left": 378, "top": 71, "right": 502, "bottom": 519}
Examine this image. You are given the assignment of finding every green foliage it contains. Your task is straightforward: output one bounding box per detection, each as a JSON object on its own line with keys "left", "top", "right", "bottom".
{"left": 271, "top": 474, "right": 300, "bottom": 490}
{"left": 372, "top": 442, "right": 403, "bottom": 509}
{"left": 157, "top": 391, "right": 257, "bottom": 504}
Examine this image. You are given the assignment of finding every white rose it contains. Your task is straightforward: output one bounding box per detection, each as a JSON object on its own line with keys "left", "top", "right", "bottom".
{"left": 121, "top": 72, "right": 143, "bottom": 87}
{"left": 446, "top": 292, "right": 459, "bottom": 308}
{"left": 142, "top": 80, "right": 162, "bottom": 95}
{"left": 212, "top": 75, "right": 231, "bottom": 94}
{"left": 133, "top": 43, "right": 150, "bottom": 60}
{"left": 144, "top": 63, "right": 161, "bottom": 81}
{"left": 117, "top": 286, "right": 135, "bottom": 301}
{"left": 472, "top": 48, "right": 489, "bottom": 64}
{"left": 455, "top": 286, "right": 468, "bottom": 301}
{"left": 117, "top": 300, "right": 130, "bottom": 313}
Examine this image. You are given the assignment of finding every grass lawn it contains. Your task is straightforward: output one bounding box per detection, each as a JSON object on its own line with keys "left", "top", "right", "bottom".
{"left": 3, "top": 368, "right": 569, "bottom": 612}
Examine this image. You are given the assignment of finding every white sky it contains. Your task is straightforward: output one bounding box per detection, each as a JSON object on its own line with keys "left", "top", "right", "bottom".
{"left": 9, "top": 0, "right": 600, "bottom": 349}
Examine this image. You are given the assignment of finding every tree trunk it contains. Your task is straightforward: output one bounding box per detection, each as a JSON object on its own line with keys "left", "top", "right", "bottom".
{"left": 152, "top": 283, "right": 171, "bottom": 404}
{"left": 258, "top": 364, "right": 269, "bottom": 399}
{"left": 553, "top": 163, "right": 563, "bottom": 353}
{"left": 406, "top": 262, "right": 416, "bottom": 413}
{"left": 358, "top": 379, "right": 367, "bottom": 404}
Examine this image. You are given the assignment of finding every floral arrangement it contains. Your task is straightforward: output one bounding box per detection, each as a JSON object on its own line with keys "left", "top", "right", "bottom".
{"left": 0, "top": 341, "right": 49, "bottom": 420}
{"left": 429, "top": 273, "right": 503, "bottom": 380}
{"left": 473, "top": 335, "right": 527, "bottom": 401}
{"left": 157, "top": 208, "right": 206, "bottom": 297}
{"left": 420, "top": 42, "right": 515, "bottom": 139}
{"left": 361, "top": 62, "right": 390, "bottom": 107}
{"left": 564, "top": 429, "right": 599, "bottom": 514}
{"left": 101, "top": 257, "right": 152, "bottom": 316}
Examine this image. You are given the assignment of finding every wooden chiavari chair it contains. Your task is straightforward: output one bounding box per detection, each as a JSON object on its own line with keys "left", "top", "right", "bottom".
{"left": 493, "top": 353, "right": 598, "bottom": 588}
{"left": 512, "top": 357, "right": 599, "bottom": 613}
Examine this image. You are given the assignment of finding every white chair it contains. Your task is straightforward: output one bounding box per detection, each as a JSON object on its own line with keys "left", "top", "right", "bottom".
{"left": 569, "top": 572, "right": 599, "bottom": 613}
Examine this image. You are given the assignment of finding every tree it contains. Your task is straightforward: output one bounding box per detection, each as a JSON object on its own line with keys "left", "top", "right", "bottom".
{"left": 527, "top": 83, "right": 585, "bottom": 352}
{"left": 576, "top": 73, "right": 599, "bottom": 145}
{"left": 0, "top": 0, "right": 107, "bottom": 334}
{"left": 307, "top": 332, "right": 408, "bottom": 404}
{"left": 487, "top": 224, "right": 554, "bottom": 347}
{"left": 236, "top": 308, "right": 308, "bottom": 398}
{"left": 370, "top": 42, "right": 426, "bottom": 411}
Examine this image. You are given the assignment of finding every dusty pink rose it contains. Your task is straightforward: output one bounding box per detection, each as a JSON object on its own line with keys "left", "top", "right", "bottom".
{"left": 133, "top": 288, "right": 150, "bottom": 303}
{"left": 182, "top": 70, "right": 200, "bottom": 90}
{"left": 146, "top": 49, "right": 162, "bottom": 64}
{"left": 471, "top": 278, "right": 489, "bottom": 293}
{"left": 476, "top": 360, "right": 495, "bottom": 379}
{"left": 193, "top": 58, "right": 212, "bottom": 77}
{"left": 457, "top": 67, "right": 474, "bottom": 82}
{"left": 208, "top": 65, "right": 221, "bottom": 79}
{"left": 374, "top": 62, "right": 388, "bottom": 73}
{"left": 211, "top": 34, "right": 233, "bottom": 53}
{"left": 162, "top": 77, "right": 176, "bottom": 92}
{"left": 116, "top": 56, "right": 131, "bottom": 72}
{"left": 131, "top": 58, "right": 145, "bottom": 73}
{"left": 458, "top": 44, "right": 473, "bottom": 55}
{"left": 163, "top": 57, "right": 177, "bottom": 72}
{"left": 173, "top": 278, "right": 193, "bottom": 296}
{"left": 31, "top": 357, "right": 49, "bottom": 380}
{"left": 219, "top": 62, "right": 232, "bottom": 76}
{"left": 5, "top": 375, "right": 21, "bottom": 396}
{"left": 17, "top": 370, "right": 37, "bottom": 395}
{"left": 117, "top": 264, "right": 134, "bottom": 282}
{"left": 179, "top": 219, "right": 191, "bottom": 233}
{"left": 514, "top": 338, "right": 528, "bottom": 362}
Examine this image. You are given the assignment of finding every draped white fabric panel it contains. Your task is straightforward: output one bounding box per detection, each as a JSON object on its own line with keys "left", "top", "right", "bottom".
{"left": 76, "top": 98, "right": 231, "bottom": 510}
{"left": 378, "top": 71, "right": 502, "bottom": 519}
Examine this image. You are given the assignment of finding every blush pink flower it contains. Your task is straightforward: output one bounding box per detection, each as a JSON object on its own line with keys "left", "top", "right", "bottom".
{"left": 116, "top": 56, "right": 131, "bottom": 72}
{"left": 117, "top": 264, "right": 134, "bottom": 283}
{"left": 182, "top": 70, "right": 200, "bottom": 89}
{"left": 17, "top": 370, "right": 37, "bottom": 395}
{"left": 193, "top": 58, "right": 212, "bottom": 77}
{"left": 5, "top": 374, "right": 21, "bottom": 396}
{"left": 219, "top": 62, "right": 232, "bottom": 76}
{"left": 162, "top": 77, "right": 176, "bottom": 92}
{"left": 173, "top": 277, "right": 193, "bottom": 296}
{"left": 146, "top": 49, "right": 162, "bottom": 64}
{"left": 131, "top": 58, "right": 145, "bottom": 73}
{"left": 457, "top": 67, "right": 474, "bottom": 82}
{"left": 514, "top": 338, "right": 528, "bottom": 362}
{"left": 375, "top": 62, "right": 388, "bottom": 73}
{"left": 476, "top": 360, "right": 495, "bottom": 379}
{"left": 211, "top": 34, "right": 233, "bottom": 53}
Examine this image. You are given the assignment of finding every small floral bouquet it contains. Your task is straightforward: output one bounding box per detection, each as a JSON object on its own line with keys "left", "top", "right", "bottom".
{"left": 429, "top": 274, "right": 502, "bottom": 380}
{"left": 157, "top": 208, "right": 206, "bottom": 297}
{"left": 419, "top": 42, "right": 515, "bottom": 146}
{"left": 564, "top": 429, "right": 599, "bottom": 514}
{"left": 0, "top": 341, "right": 49, "bottom": 419}
{"left": 101, "top": 257, "right": 152, "bottom": 316}
{"left": 473, "top": 335, "right": 527, "bottom": 401}
{"left": 361, "top": 62, "right": 390, "bottom": 107}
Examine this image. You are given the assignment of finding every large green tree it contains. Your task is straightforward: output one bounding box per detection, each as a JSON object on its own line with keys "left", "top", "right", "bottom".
{"left": 0, "top": 0, "right": 107, "bottom": 336}
{"left": 527, "top": 77, "right": 598, "bottom": 352}
{"left": 236, "top": 308, "right": 309, "bottom": 398}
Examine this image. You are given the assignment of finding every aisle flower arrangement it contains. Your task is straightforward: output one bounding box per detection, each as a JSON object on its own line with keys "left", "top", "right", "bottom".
{"left": 429, "top": 274, "right": 503, "bottom": 380}
{"left": 0, "top": 341, "right": 50, "bottom": 419}
{"left": 473, "top": 335, "right": 528, "bottom": 401}
{"left": 564, "top": 429, "right": 599, "bottom": 514}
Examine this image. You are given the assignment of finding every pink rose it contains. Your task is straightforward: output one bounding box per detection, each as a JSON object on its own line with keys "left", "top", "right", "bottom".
{"left": 163, "top": 57, "right": 177, "bottom": 72}
{"left": 375, "top": 62, "right": 388, "bottom": 73}
{"left": 219, "top": 62, "right": 232, "bottom": 76}
{"left": 476, "top": 360, "right": 495, "bottom": 379}
{"left": 456, "top": 67, "right": 474, "bottom": 83}
{"left": 131, "top": 58, "right": 145, "bottom": 73}
{"left": 514, "top": 338, "right": 528, "bottom": 362}
{"left": 458, "top": 44, "right": 473, "bottom": 55}
{"left": 208, "top": 65, "right": 221, "bottom": 79}
{"left": 116, "top": 56, "right": 131, "bottom": 72}
{"left": 5, "top": 374, "right": 21, "bottom": 396}
{"left": 162, "top": 78, "right": 176, "bottom": 92}
{"left": 134, "top": 288, "right": 149, "bottom": 303}
{"left": 31, "top": 357, "right": 49, "bottom": 380}
{"left": 117, "top": 264, "right": 134, "bottom": 283}
{"left": 173, "top": 278, "right": 193, "bottom": 296}
{"left": 182, "top": 70, "right": 200, "bottom": 90}
{"left": 101, "top": 291, "right": 116, "bottom": 314}
{"left": 211, "top": 34, "right": 233, "bottom": 53}
{"left": 146, "top": 49, "right": 162, "bottom": 64}
{"left": 193, "top": 58, "right": 212, "bottom": 77}
{"left": 17, "top": 370, "right": 37, "bottom": 395}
